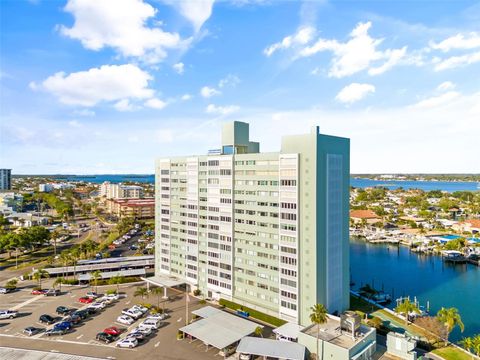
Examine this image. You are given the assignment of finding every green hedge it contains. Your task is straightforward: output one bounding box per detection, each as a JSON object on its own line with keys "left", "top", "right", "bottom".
{"left": 219, "top": 298, "right": 286, "bottom": 327}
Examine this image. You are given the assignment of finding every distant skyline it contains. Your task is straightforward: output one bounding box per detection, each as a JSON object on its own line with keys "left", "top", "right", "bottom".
{"left": 1, "top": 0, "right": 479, "bottom": 174}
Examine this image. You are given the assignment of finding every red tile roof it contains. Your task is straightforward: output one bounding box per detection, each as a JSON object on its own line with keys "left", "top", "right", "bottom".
{"left": 463, "top": 219, "right": 480, "bottom": 228}
{"left": 350, "top": 210, "right": 379, "bottom": 219}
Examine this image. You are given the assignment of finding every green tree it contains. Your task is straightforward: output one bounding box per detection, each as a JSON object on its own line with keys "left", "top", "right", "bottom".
{"left": 53, "top": 277, "right": 64, "bottom": 292}
{"left": 108, "top": 275, "right": 123, "bottom": 293}
{"left": 437, "top": 307, "right": 464, "bottom": 342}
{"left": 150, "top": 286, "right": 164, "bottom": 310}
{"left": 134, "top": 287, "right": 149, "bottom": 300}
{"left": 32, "top": 269, "right": 50, "bottom": 289}
{"left": 395, "top": 298, "right": 420, "bottom": 324}
{"left": 90, "top": 270, "right": 102, "bottom": 294}
{"left": 310, "top": 304, "right": 328, "bottom": 360}
{"left": 254, "top": 326, "right": 263, "bottom": 338}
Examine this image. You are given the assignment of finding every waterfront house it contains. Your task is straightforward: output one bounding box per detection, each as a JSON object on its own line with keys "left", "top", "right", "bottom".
{"left": 452, "top": 219, "right": 480, "bottom": 234}
{"left": 350, "top": 210, "right": 380, "bottom": 225}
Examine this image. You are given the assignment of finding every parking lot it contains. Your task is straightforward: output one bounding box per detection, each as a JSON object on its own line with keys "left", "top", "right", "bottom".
{"left": 0, "top": 282, "right": 221, "bottom": 360}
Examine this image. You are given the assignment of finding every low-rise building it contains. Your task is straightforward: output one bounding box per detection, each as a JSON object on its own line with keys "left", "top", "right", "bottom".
{"left": 386, "top": 332, "right": 417, "bottom": 360}
{"left": 105, "top": 198, "right": 154, "bottom": 219}
{"left": 0, "top": 192, "right": 23, "bottom": 214}
{"left": 6, "top": 212, "right": 49, "bottom": 227}
{"left": 350, "top": 210, "right": 381, "bottom": 225}
{"left": 452, "top": 219, "right": 480, "bottom": 234}
{"left": 298, "top": 312, "right": 377, "bottom": 360}
{"left": 39, "top": 183, "right": 54, "bottom": 192}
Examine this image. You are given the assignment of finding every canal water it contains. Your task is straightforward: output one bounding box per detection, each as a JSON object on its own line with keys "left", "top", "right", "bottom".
{"left": 350, "top": 237, "right": 480, "bottom": 341}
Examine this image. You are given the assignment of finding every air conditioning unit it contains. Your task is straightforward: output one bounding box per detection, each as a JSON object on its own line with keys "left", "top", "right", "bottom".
{"left": 340, "top": 311, "right": 361, "bottom": 340}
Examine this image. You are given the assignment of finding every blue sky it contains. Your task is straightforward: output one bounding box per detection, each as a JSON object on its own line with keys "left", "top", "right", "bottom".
{"left": 1, "top": 0, "right": 479, "bottom": 174}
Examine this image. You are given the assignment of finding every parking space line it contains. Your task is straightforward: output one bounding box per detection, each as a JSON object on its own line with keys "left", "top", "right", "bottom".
{"left": 76, "top": 334, "right": 84, "bottom": 339}
{"left": 154, "top": 341, "right": 160, "bottom": 347}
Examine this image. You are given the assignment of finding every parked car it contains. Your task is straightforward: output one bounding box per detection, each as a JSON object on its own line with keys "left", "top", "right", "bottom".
{"left": 126, "top": 331, "right": 146, "bottom": 342}
{"left": 44, "top": 289, "right": 60, "bottom": 297}
{"left": 86, "top": 307, "right": 98, "bottom": 315}
{"left": 129, "top": 245, "right": 138, "bottom": 251}
{"left": 131, "top": 304, "right": 148, "bottom": 314}
{"left": 54, "top": 321, "right": 73, "bottom": 331}
{"left": 23, "top": 327, "right": 43, "bottom": 336}
{"left": 138, "top": 319, "right": 160, "bottom": 330}
{"left": 0, "top": 310, "right": 18, "bottom": 319}
{"left": 56, "top": 306, "right": 74, "bottom": 315}
{"left": 122, "top": 309, "right": 143, "bottom": 319}
{"left": 96, "top": 332, "right": 116, "bottom": 344}
{"left": 39, "top": 314, "right": 56, "bottom": 324}
{"left": 63, "top": 314, "right": 82, "bottom": 325}
{"left": 79, "top": 296, "right": 94, "bottom": 304}
{"left": 87, "top": 302, "right": 106, "bottom": 311}
{"left": 102, "top": 293, "right": 120, "bottom": 301}
{"left": 130, "top": 326, "right": 152, "bottom": 336}
{"left": 45, "top": 328, "right": 66, "bottom": 336}
{"left": 116, "top": 337, "right": 138, "bottom": 349}
{"left": 31, "top": 289, "right": 47, "bottom": 295}
{"left": 146, "top": 313, "right": 168, "bottom": 321}
{"left": 103, "top": 326, "right": 123, "bottom": 336}
{"left": 117, "top": 315, "right": 135, "bottom": 325}
{"left": 0, "top": 287, "right": 15, "bottom": 294}
{"left": 72, "top": 310, "right": 89, "bottom": 320}
{"left": 86, "top": 292, "right": 98, "bottom": 299}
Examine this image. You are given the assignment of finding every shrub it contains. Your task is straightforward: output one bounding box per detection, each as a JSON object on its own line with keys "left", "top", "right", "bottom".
{"left": 199, "top": 299, "right": 206, "bottom": 305}
{"left": 105, "top": 289, "right": 117, "bottom": 295}
{"left": 193, "top": 289, "right": 201, "bottom": 296}
{"left": 219, "top": 299, "right": 286, "bottom": 327}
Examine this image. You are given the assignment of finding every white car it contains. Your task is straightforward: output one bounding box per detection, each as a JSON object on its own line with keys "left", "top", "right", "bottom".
{"left": 131, "top": 305, "right": 148, "bottom": 314}
{"left": 146, "top": 313, "right": 168, "bottom": 321}
{"left": 138, "top": 320, "right": 160, "bottom": 330}
{"left": 103, "top": 293, "right": 120, "bottom": 301}
{"left": 131, "top": 326, "right": 152, "bottom": 336}
{"left": 88, "top": 302, "right": 106, "bottom": 310}
{"left": 86, "top": 292, "right": 98, "bottom": 299}
{"left": 116, "top": 337, "right": 138, "bottom": 348}
{"left": 122, "top": 309, "right": 143, "bottom": 319}
{"left": 0, "top": 310, "right": 18, "bottom": 319}
{"left": 116, "top": 315, "right": 135, "bottom": 325}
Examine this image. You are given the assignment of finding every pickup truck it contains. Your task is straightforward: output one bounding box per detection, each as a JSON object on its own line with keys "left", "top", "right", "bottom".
{"left": 0, "top": 310, "right": 18, "bottom": 319}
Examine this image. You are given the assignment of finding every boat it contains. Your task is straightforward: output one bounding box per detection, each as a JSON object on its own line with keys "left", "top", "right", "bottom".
{"left": 372, "top": 292, "right": 392, "bottom": 304}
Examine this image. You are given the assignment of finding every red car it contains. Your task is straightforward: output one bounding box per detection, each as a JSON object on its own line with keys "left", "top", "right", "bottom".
{"left": 103, "top": 327, "right": 122, "bottom": 336}
{"left": 31, "top": 289, "right": 47, "bottom": 295}
{"left": 79, "top": 296, "right": 93, "bottom": 304}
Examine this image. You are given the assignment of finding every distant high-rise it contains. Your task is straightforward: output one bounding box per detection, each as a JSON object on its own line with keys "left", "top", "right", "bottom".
{"left": 153, "top": 121, "right": 350, "bottom": 325}
{"left": 0, "top": 169, "right": 12, "bottom": 190}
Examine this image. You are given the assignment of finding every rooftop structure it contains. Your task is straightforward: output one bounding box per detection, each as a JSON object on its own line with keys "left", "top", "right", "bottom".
{"left": 153, "top": 121, "right": 350, "bottom": 325}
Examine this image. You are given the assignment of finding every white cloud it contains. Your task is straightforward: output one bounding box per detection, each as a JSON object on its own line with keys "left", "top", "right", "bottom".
{"left": 218, "top": 74, "right": 240, "bottom": 88}
{"left": 173, "top": 62, "right": 185, "bottom": 74}
{"left": 168, "top": 0, "right": 215, "bottom": 32}
{"left": 68, "top": 120, "right": 82, "bottom": 128}
{"left": 264, "top": 26, "right": 315, "bottom": 56}
{"left": 181, "top": 94, "right": 192, "bottom": 101}
{"left": 433, "top": 51, "right": 480, "bottom": 71}
{"left": 144, "top": 98, "right": 167, "bottom": 109}
{"left": 34, "top": 64, "right": 154, "bottom": 107}
{"left": 59, "top": 0, "right": 184, "bottom": 63}
{"left": 206, "top": 104, "right": 240, "bottom": 115}
{"left": 335, "top": 83, "right": 375, "bottom": 104}
{"left": 436, "top": 81, "right": 456, "bottom": 92}
{"left": 72, "top": 109, "right": 95, "bottom": 117}
{"left": 297, "top": 22, "right": 407, "bottom": 77}
{"left": 411, "top": 91, "right": 460, "bottom": 109}
{"left": 430, "top": 32, "right": 480, "bottom": 52}
{"left": 200, "top": 86, "right": 221, "bottom": 98}
{"left": 114, "top": 99, "right": 136, "bottom": 112}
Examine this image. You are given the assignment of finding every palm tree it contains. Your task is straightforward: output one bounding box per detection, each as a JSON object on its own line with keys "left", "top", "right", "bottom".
{"left": 310, "top": 304, "right": 328, "bottom": 360}
{"left": 460, "top": 337, "right": 475, "bottom": 359}
{"left": 51, "top": 228, "right": 61, "bottom": 256}
{"left": 70, "top": 248, "right": 81, "bottom": 280}
{"left": 437, "top": 307, "right": 464, "bottom": 342}
{"left": 395, "top": 298, "right": 420, "bottom": 324}
{"left": 108, "top": 275, "right": 123, "bottom": 293}
{"left": 150, "top": 287, "right": 164, "bottom": 311}
{"left": 254, "top": 326, "right": 263, "bottom": 338}
{"left": 32, "top": 269, "right": 50, "bottom": 289}
{"left": 90, "top": 270, "right": 102, "bottom": 294}
{"left": 53, "top": 277, "right": 64, "bottom": 292}
{"left": 473, "top": 335, "right": 480, "bottom": 357}
{"left": 134, "top": 287, "right": 149, "bottom": 301}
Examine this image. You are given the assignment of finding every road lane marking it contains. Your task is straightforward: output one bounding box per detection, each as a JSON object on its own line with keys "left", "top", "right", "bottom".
{"left": 177, "top": 318, "right": 181, "bottom": 322}
{"left": 11, "top": 294, "right": 43, "bottom": 310}
{"left": 154, "top": 341, "right": 160, "bottom": 347}
{"left": 76, "top": 334, "right": 84, "bottom": 339}
{"left": 4, "top": 328, "right": 11, "bottom": 332}
{"left": 125, "top": 301, "right": 131, "bottom": 305}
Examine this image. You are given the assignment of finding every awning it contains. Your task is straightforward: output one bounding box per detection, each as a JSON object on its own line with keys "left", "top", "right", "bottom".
{"left": 179, "top": 307, "right": 261, "bottom": 350}
{"left": 273, "top": 322, "right": 304, "bottom": 340}
{"left": 141, "top": 274, "right": 186, "bottom": 288}
{"left": 236, "top": 337, "right": 306, "bottom": 360}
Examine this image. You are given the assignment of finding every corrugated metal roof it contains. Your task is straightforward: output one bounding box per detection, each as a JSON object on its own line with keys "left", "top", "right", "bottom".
{"left": 179, "top": 308, "right": 260, "bottom": 349}
{"left": 78, "top": 268, "right": 145, "bottom": 281}
{"left": 272, "top": 322, "right": 304, "bottom": 340}
{"left": 236, "top": 337, "right": 306, "bottom": 360}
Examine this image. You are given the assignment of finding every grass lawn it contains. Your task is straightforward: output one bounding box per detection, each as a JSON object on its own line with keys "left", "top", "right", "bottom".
{"left": 432, "top": 346, "right": 474, "bottom": 360}
{"left": 349, "top": 294, "right": 380, "bottom": 313}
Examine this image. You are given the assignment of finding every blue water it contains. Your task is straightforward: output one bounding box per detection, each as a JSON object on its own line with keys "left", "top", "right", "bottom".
{"left": 350, "top": 238, "right": 480, "bottom": 341}
{"left": 351, "top": 178, "right": 479, "bottom": 192}
{"left": 56, "top": 175, "right": 479, "bottom": 192}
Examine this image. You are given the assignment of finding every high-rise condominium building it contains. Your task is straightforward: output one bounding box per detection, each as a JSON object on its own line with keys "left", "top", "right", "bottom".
{"left": 0, "top": 169, "right": 12, "bottom": 190}
{"left": 154, "top": 121, "right": 349, "bottom": 325}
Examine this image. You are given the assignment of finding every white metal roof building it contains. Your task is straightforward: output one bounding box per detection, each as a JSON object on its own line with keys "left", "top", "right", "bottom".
{"left": 236, "top": 337, "right": 307, "bottom": 360}
{"left": 179, "top": 306, "right": 261, "bottom": 350}
{"left": 273, "top": 322, "right": 304, "bottom": 341}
